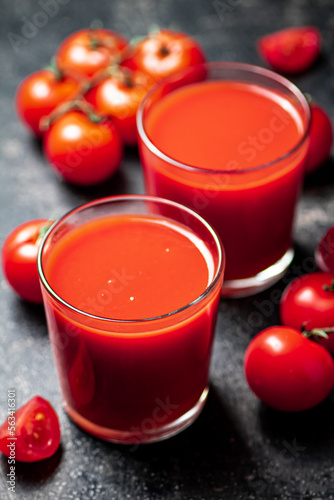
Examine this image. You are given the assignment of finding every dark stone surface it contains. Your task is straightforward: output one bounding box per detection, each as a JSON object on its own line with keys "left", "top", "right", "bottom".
{"left": 0, "top": 1, "right": 334, "bottom": 498}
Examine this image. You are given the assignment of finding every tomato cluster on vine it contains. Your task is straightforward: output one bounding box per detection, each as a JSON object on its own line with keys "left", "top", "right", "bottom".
{"left": 15, "top": 27, "right": 206, "bottom": 186}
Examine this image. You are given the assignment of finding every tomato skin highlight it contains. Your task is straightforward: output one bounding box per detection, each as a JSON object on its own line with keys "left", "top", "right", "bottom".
{"left": 122, "top": 29, "right": 206, "bottom": 81}
{"left": 15, "top": 69, "right": 80, "bottom": 138}
{"left": 56, "top": 28, "right": 128, "bottom": 78}
{"left": 244, "top": 326, "right": 334, "bottom": 412}
{"left": 258, "top": 26, "right": 321, "bottom": 74}
{"left": 306, "top": 102, "right": 333, "bottom": 174}
{"left": 315, "top": 225, "right": 334, "bottom": 275}
{"left": 1, "top": 219, "right": 51, "bottom": 304}
{"left": 0, "top": 396, "right": 61, "bottom": 462}
{"left": 44, "top": 111, "right": 123, "bottom": 186}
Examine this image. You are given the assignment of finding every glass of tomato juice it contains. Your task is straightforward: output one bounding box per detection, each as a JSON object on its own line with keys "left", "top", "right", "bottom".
{"left": 137, "top": 62, "right": 310, "bottom": 297}
{"left": 38, "top": 195, "right": 224, "bottom": 444}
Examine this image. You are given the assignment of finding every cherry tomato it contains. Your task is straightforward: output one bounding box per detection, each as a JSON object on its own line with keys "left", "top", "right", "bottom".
{"left": 44, "top": 110, "right": 123, "bottom": 186}
{"left": 280, "top": 272, "right": 334, "bottom": 354}
{"left": 2, "top": 219, "right": 52, "bottom": 303}
{"left": 306, "top": 102, "right": 333, "bottom": 174}
{"left": 15, "top": 69, "right": 81, "bottom": 138}
{"left": 56, "top": 28, "right": 128, "bottom": 78}
{"left": 244, "top": 326, "right": 334, "bottom": 412}
{"left": 122, "top": 29, "right": 206, "bottom": 81}
{"left": 0, "top": 396, "right": 61, "bottom": 462}
{"left": 85, "top": 68, "right": 155, "bottom": 145}
{"left": 280, "top": 272, "right": 334, "bottom": 329}
{"left": 315, "top": 224, "right": 334, "bottom": 274}
{"left": 257, "top": 26, "right": 321, "bottom": 74}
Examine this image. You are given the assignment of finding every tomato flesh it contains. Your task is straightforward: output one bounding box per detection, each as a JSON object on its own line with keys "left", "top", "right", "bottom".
{"left": 0, "top": 396, "right": 61, "bottom": 462}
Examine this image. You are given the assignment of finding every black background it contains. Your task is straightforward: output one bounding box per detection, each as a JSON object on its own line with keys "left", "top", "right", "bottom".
{"left": 0, "top": 1, "right": 334, "bottom": 499}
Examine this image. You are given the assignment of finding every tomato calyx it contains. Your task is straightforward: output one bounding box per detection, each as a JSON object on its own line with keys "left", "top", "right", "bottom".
{"left": 44, "top": 58, "right": 64, "bottom": 81}
{"left": 89, "top": 35, "right": 115, "bottom": 52}
{"left": 106, "top": 65, "right": 135, "bottom": 88}
{"left": 43, "top": 57, "right": 83, "bottom": 84}
{"left": 129, "top": 35, "right": 146, "bottom": 48}
{"left": 37, "top": 220, "right": 54, "bottom": 243}
{"left": 323, "top": 280, "right": 334, "bottom": 293}
{"left": 159, "top": 45, "right": 170, "bottom": 57}
{"left": 301, "top": 324, "right": 334, "bottom": 341}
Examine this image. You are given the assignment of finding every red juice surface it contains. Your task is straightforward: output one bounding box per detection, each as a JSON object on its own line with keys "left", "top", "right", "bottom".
{"left": 45, "top": 215, "right": 212, "bottom": 319}
{"left": 145, "top": 81, "right": 303, "bottom": 171}
{"left": 42, "top": 214, "right": 221, "bottom": 438}
{"left": 140, "top": 80, "right": 308, "bottom": 280}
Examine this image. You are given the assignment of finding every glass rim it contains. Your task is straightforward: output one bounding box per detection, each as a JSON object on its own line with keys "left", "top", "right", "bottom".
{"left": 37, "top": 195, "right": 224, "bottom": 324}
{"left": 136, "top": 61, "right": 311, "bottom": 175}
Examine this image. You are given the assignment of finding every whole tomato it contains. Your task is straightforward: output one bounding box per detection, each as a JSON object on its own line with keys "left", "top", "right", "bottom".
{"left": 244, "top": 326, "right": 334, "bottom": 412}
{"left": 280, "top": 272, "right": 334, "bottom": 330}
{"left": 56, "top": 28, "right": 128, "bottom": 78}
{"left": 15, "top": 69, "right": 81, "bottom": 138}
{"left": 44, "top": 110, "right": 123, "bottom": 186}
{"left": 280, "top": 272, "right": 334, "bottom": 354}
{"left": 306, "top": 102, "right": 333, "bottom": 174}
{"left": 315, "top": 224, "right": 334, "bottom": 274}
{"left": 2, "top": 219, "right": 53, "bottom": 303}
{"left": 0, "top": 396, "right": 61, "bottom": 462}
{"left": 85, "top": 68, "right": 155, "bottom": 145}
{"left": 122, "top": 29, "right": 206, "bottom": 81}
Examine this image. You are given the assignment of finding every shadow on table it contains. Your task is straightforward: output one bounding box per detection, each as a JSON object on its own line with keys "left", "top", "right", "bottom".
{"left": 107, "top": 385, "right": 256, "bottom": 496}
{"left": 1, "top": 443, "right": 63, "bottom": 484}
{"left": 8, "top": 298, "right": 48, "bottom": 340}
{"left": 258, "top": 396, "right": 334, "bottom": 450}
{"left": 303, "top": 157, "right": 334, "bottom": 191}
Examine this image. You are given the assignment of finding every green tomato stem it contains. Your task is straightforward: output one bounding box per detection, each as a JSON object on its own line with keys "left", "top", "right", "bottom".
{"left": 302, "top": 325, "right": 334, "bottom": 340}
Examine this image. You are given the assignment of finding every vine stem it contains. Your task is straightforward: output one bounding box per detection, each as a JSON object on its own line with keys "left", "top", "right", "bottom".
{"left": 302, "top": 325, "right": 334, "bottom": 340}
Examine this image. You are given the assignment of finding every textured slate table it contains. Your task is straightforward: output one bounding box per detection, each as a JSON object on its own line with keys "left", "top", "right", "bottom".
{"left": 0, "top": 1, "right": 334, "bottom": 499}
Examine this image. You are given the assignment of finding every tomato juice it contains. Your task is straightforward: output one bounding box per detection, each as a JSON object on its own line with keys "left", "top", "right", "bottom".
{"left": 137, "top": 63, "right": 310, "bottom": 296}
{"left": 38, "top": 196, "right": 224, "bottom": 443}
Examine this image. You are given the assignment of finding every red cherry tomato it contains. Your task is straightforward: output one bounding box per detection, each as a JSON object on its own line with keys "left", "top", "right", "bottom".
{"left": 315, "top": 225, "right": 334, "bottom": 274}
{"left": 15, "top": 69, "right": 81, "bottom": 138}
{"left": 306, "top": 102, "right": 333, "bottom": 174}
{"left": 257, "top": 26, "right": 321, "bottom": 74}
{"left": 280, "top": 272, "right": 334, "bottom": 330}
{"left": 122, "top": 29, "right": 206, "bottom": 81}
{"left": 0, "top": 396, "right": 61, "bottom": 462}
{"left": 56, "top": 29, "right": 128, "bottom": 78}
{"left": 280, "top": 272, "right": 334, "bottom": 355}
{"left": 44, "top": 110, "right": 123, "bottom": 186}
{"left": 85, "top": 69, "right": 155, "bottom": 145}
{"left": 2, "top": 219, "right": 52, "bottom": 303}
{"left": 244, "top": 326, "right": 334, "bottom": 412}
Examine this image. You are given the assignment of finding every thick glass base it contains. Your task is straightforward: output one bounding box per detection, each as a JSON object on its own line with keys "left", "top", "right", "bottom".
{"left": 64, "top": 387, "right": 209, "bottom": 445}
{"left": 222, "top": 248, "right": 294, "bottom": 298}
